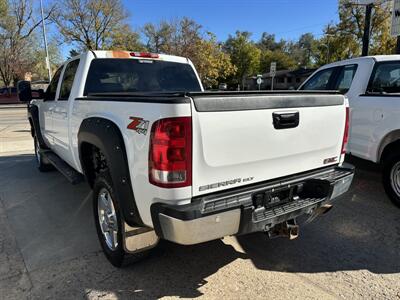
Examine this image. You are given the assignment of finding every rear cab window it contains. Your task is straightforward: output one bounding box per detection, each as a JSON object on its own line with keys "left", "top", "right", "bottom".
{"left": 334, "top": 64, "right": 358, "bottom": 94}
{"left": 367, "top": 61, "right": 400, "bottom": 94}
{"left": 84, "top": 59, "right": 202, "bottom": 95}
{"left": 300, "top": 67, "right": 338, "bottom": 90}
{"left": 301, "top": 64, "right": 358, "bottom": 94}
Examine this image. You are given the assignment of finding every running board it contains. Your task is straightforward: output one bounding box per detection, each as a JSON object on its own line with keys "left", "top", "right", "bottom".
{"left": 42, "top": 150, "right": 84, "bottom": 185}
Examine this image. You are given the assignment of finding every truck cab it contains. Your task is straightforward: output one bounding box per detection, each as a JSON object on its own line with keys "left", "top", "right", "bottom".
{"left": 300, "top": 55, "right": 400, "bottom": 207}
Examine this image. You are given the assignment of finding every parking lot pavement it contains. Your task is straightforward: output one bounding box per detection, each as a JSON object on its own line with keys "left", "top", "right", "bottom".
{"left": 1, "top": 107, "right": 400, "bottom": 299}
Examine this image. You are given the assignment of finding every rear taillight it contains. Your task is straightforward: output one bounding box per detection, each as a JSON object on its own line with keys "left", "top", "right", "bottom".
{"left": 149, "top": 117, "right": 192, "bottom": 188}
{"left": 341, "top": 107, "right": 350, "bottom": 154}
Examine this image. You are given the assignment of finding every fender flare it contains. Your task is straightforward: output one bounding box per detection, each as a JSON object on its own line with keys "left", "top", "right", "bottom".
{"left": 377, "top": 129, "right": 400, "bottom": 162}
{"left": 78, "top": 117, "right": 143, "bottom": 226}
{"left": 28, "top": 104, "right": 49, "bottom": 149}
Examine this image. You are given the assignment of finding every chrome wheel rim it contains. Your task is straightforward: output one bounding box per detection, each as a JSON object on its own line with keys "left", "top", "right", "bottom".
{"left": 97, "top": 188, "right": 119, "bottom": 250}
{"left": 35, "top": 139, "right": 41, "bottom": 165}
{"left": 390, "top": 161, "right": 400, "bottom": 197}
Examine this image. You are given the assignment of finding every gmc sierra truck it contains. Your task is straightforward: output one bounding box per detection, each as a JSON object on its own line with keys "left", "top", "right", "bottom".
{"left": 300, "top": 55, "right": 400, "bottom": 207}
{"left": 18, "top": 50, "right": 354, "bottom": 267}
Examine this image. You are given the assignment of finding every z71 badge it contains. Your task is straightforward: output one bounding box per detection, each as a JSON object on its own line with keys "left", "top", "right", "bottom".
{"left": 127, "top": 117, "right": 149, "bottom": 135}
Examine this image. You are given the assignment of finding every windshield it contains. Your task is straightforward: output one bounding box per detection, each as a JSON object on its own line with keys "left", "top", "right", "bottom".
{"left": 84, "top": 59, "right": 202, "bottom": 95}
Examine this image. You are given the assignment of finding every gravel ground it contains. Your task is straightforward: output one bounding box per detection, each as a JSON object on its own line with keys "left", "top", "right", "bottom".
{"left": 0, "top": 107, "right": 400, "bottom": 300}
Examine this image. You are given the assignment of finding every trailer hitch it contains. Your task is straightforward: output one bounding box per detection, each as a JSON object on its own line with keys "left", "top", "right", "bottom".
{"left": 267, "top": 219, "right": 299, "bottom": 240}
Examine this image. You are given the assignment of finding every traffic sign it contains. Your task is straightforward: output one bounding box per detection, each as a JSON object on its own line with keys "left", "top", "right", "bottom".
{"left": 270, "top": 62, "right": 276, "bottom": 77}
{"left": 256, "top": 77, "right": 262, "bottom": 85}
{"left": 392, "top": 0, "right": 400, "bottom": 37}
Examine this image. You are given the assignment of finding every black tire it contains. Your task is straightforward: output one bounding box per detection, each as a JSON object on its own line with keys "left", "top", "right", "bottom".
{"left": 93, "top": 172, "right": 149, "bottom": 267}
{"left": 34, "top": 136, "right": 54, "bottom": 172}
{"left": 383, "top": 154, "right": 400, "bottom": 208}
{"left": 93, "top": 173, "right": 126, "bottom": 267}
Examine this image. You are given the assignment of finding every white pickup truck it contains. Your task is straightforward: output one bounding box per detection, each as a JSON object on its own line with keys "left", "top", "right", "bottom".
{"left": 300, "top": 55, "right": 400, "bottom": 207}
{"left": 18, "top": 50, "right": 354, "bottom": 267}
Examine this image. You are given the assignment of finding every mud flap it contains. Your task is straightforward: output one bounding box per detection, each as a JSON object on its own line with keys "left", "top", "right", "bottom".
{"left": 123, "top": 222, "right": 159, "bottom": 254}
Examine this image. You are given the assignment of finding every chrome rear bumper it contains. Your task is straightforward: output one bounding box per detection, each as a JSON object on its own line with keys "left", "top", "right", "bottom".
{"left": 151, "top": 164, "right": 354, "bottom": 245}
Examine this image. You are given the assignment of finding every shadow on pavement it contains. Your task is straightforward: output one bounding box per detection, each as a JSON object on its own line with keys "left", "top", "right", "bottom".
{"left": 1, "top": 153, "right": 400, "bottom": 299}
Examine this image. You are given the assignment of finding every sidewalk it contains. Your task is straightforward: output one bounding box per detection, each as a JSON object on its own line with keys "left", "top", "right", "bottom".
{"left": 0, "top": 104, "right": 27, "bottom": 109}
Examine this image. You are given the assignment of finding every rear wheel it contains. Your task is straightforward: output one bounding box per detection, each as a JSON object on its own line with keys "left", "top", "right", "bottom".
{"left": 93, "top": 173, "right": 126, "bottom": 267}
{"left": 34, "top": 136, "right": 53, "bottom": 172}
{"left": 383, "top": 154, "right": 400, "bottom": 208}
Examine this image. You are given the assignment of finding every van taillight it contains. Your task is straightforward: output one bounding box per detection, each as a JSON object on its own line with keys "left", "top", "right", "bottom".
{"left": 341, "top": 107, "right": 350, "bottom": 154}
{"left": 149, "top": 117, "right": 192, "bottom": 188}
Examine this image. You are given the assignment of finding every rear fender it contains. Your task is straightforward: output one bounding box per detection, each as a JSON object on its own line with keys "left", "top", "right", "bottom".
{"left": 78, "top": 117, "right": 143, "bottom": 226}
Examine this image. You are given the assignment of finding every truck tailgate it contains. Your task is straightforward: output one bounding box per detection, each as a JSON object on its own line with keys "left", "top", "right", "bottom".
{"left": 190, "top": 93, "right": 346, "bottom": 196}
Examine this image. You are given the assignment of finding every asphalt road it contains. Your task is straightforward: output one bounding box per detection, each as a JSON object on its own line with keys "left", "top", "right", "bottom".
{"left": 0, "top": 107, "right": 400, "bottom": 299}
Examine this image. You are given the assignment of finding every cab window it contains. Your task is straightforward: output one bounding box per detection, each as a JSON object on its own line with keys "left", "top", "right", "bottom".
{"left": 367, "top": 61, "right": 400, "bottom": 94}
{"left": 334, "top": 64, "right": 358, "bottom": 94}
{"left": 300, "top": 67, "right": 337, "bottom": 90}
{"left": 45, "top": 67, "right": 63, "bottom": 101}
{"left": 59, "top": 59, "right": 80, "bottom": 100}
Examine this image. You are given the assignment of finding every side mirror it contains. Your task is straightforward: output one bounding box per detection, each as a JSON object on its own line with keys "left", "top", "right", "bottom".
{"left": 17, "top": 80, "right": 32, "bottom": 102}
{"left": 32, "top": 89, "right": 45, "bottom": 99}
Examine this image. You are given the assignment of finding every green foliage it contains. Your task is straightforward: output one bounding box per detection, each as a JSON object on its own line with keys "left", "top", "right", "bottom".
{"left": 224, "top": 31, "right": 261, "bottom": 88}
{"left": 260, "top": 50, "right": 297, "bottom": 73}
{"left": 143, "top": 18, "right": 236, "bottom": 88}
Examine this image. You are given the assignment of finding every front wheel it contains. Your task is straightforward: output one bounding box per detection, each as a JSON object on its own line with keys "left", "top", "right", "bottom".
{"left": 383, "top": 155, "right": 400, "bottom": 208}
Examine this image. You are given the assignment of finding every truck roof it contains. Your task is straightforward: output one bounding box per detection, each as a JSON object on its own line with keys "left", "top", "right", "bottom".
{"left": 319, "top": 55, "right": 400, "bottom": 69}
{"left": 75, "top": 50, "right": 192, "bottom": 65}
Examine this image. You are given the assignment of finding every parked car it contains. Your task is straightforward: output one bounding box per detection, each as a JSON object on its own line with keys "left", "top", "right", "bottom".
{"left": 0, "top": 87, "right": 18, "bottom": 104}
{"left": 299, "top": 55, "right": 400, "bottom": 207}
{"left": 18, "top": 50, "right": 354, "bottom": 267}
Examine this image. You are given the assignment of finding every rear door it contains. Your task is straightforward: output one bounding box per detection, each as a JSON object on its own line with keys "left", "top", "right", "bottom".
{"left": 350, "top": 61, "right": 400, "bottom": 161}
{"left": 52, "top": 59, "right": 80, "bottom": 163}
{"left": 190, "top": 93, "right": 347, "bottom": 196}
{"left": 40, "top": 67, "right": 63, "bottom": 147}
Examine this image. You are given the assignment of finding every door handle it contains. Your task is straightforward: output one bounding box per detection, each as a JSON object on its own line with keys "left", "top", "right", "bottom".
{"left": 273, "top": 112, "right": 299, "bottom": 129}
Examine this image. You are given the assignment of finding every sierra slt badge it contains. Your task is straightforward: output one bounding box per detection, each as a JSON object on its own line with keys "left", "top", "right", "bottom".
{"left": 127, "top": 117, "right": 149, "bottom": 135}
{"left": 199, "top": 177, "right": 254, "bottom": 192}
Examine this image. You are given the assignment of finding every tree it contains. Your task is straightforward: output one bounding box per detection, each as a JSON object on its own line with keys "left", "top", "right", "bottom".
{"left": 258, "top": 32, "right": 286, "bottom": 51}
{"left": 316, "top": 0, "right": 396, "bottom": 64}
{"left": 52, "top": 0, "right": 127, "bottom": 50}
{"left": 193, "top": 34, "right": 236, "bottom": 88}
{"left": 143, "top": 18, "right": 235, "bottom": 88}
{"left": 224, "top": 31, "right": 261, "bottom": 89}
{"left": 110, "top": 24, "right": 145, "bottom": 51}
{"left": 143, "top": 21, "right": 175, "bottom": 53}
{"left": 0, "top": 0, "right": 55, "bottom": 87}
{"left": 260, "top": 50, "right": 296, "bottom": 73}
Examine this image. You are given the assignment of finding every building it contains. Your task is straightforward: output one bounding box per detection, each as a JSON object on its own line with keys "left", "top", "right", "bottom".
{"left": 246, "top": 67, "right": 317, "bottom": 90}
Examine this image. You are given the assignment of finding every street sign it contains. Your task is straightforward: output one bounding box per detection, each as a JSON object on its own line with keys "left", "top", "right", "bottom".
{"left": 392, "top": 0, "right": 400, "bottom": 37}
{"left": 256, "top": 75, "right": 263, "bottom": 90}
{"left": 270, "top": 62, "right": 276, "bottom": 77}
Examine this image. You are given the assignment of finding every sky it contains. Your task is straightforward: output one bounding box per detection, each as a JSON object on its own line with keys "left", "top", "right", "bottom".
{"left": 124, "top": 0, "right": 340, "bottom": 42}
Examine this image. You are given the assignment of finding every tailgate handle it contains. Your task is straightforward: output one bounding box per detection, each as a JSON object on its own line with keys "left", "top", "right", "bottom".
{"left": 273, "top": 112, "right": 299, "bottom": 129}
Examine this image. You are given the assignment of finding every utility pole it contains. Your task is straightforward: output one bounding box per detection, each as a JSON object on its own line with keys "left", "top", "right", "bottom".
{"left": 362, "top": 3, "right": 373, "bottom": 56}
{"left": 40, "top": 0, "right": 52, "bottom": 81}
{"left": 396, "top": 36, "right": 400, "bottom": 54}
